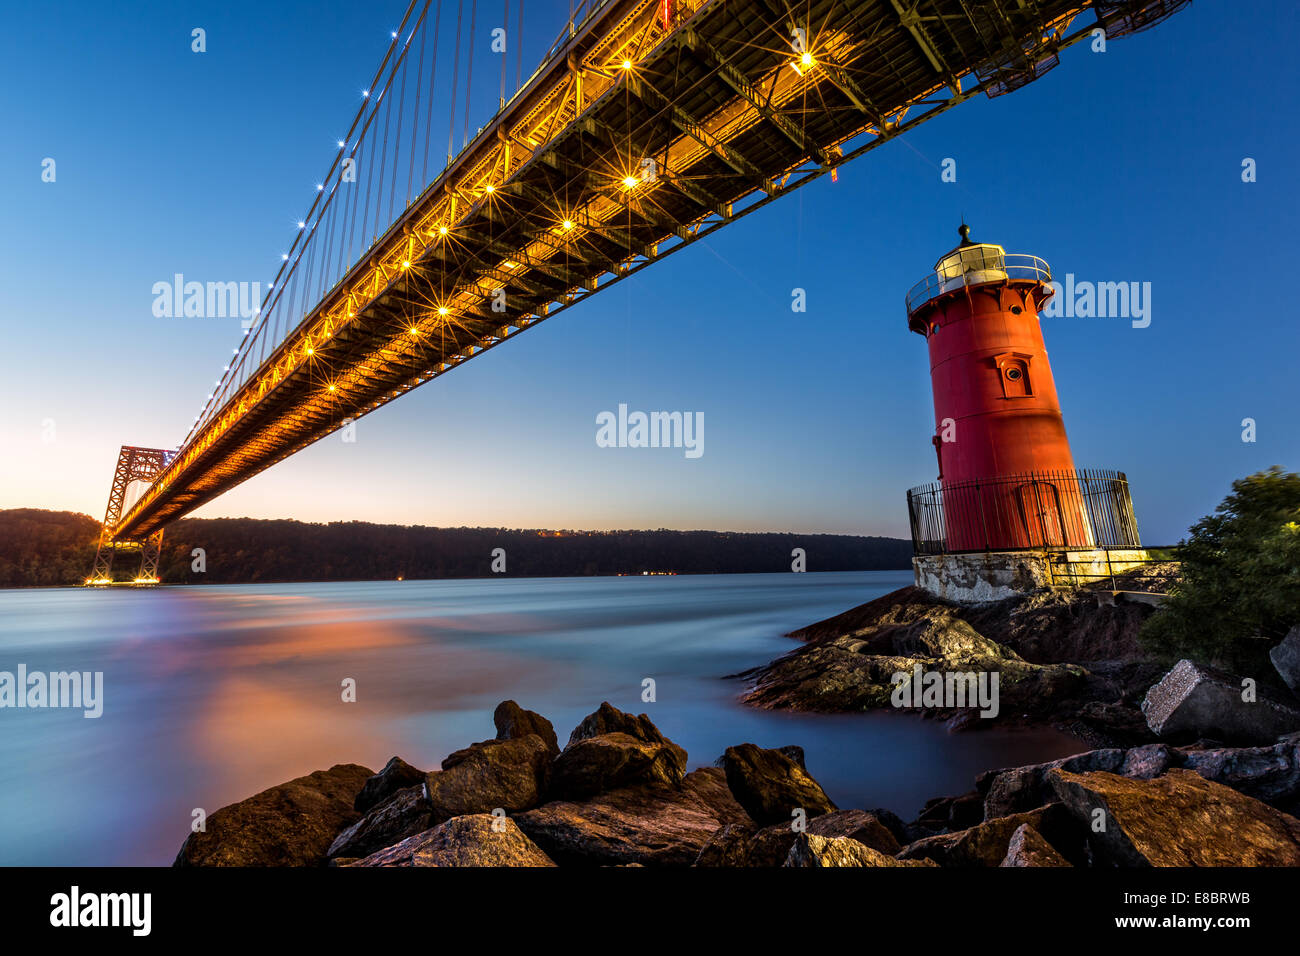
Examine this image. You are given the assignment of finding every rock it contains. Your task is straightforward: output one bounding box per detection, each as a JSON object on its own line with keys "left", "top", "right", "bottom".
{"left": 721, "top": 743, "right": 836, "bottom": 825}
{"left": 898, "top": 803, "right": 1081, "bottom": 867}
{"left": 1174, "top": 740, "right": 1300, "bottom": 815}
{"left": 494, "top": 700, "right": 560, "bottom": 757}
{"left": 1118, "top": 743, "right": 1174, "bottom": 779}
{"left": 568, "top": 702, "right": 681, "bottom": 750}
{"left": 1000, "top": 824, "right": 1071, "bottom": 867}
{"left": 694, "top": 824, "right": 755, "bottom": 866}
{"left": 348, "top": 814, "right": 556, "bottom": 867}
{"left": 174, "top": 763, "right": 373, "bottom": 867}
{"left": 705, "top": 809, "right": 903, "bottom": 867}
{"left": 549, "top": 732, "right": 686, "bottom": 800}
{"left": 742, "top": 596, "right": 1087, "bottom": 718}
{"left": 776, "top": 745, "right": 806, "bottom": 769}
{"left": 1270, "top": 626, "right": 1300, "bottom": 697}
{"left": 328, "top": 785, "right": 432, "bottom": 859}
{"left": 916, "top": 790, "right": 984, "bottom": 832}
{"left": 866, "top": 806, "right": 918, "bottom": 846}
{"left": 1048, "top": 768, "right": 1300, "bottom": 866}
{"left": 983, "top": 750, "right": 1125, "bottom": 819}
{"left": 515, "top": 767, "right": 750, "bottom": 867}
{"left": 354, "top": 756, "right": 426, "bottom": 814}
{"left": 425, "top": 736, "right": 550, "bottom": 821}
{"left": 783, "top": 834, "right": 937, "bottom": 867}
{"left": 1141, "top": 659, "right": 1300, "bottom": 745}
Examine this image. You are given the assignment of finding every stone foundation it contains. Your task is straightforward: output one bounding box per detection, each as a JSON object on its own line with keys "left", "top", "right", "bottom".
{"left": 913, "top": 549, "right": 1150, "bottom": 603}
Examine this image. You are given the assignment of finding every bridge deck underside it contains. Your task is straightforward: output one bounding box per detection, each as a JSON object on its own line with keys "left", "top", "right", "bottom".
{"left": 117, "top": 0, "right": 1117, "bottom": 540}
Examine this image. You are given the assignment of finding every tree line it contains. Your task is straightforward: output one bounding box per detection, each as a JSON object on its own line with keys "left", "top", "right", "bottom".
{"left": 0, "top": 509, "right": 913, "bottom": 587}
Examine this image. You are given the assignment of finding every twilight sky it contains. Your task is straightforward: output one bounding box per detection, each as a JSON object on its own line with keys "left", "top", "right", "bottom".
{"left": 1, "top": 0, "right": 1296, "bottom": 544}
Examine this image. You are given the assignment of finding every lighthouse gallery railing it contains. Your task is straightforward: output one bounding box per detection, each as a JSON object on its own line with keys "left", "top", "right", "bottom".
{"left": 906, "top": 468, "right": 1141, "bottom": 556}
{"left": 905, "top": 253, "right": 1052, "bottom": 314}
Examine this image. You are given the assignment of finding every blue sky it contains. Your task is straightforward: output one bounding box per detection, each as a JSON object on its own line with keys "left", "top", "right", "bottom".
{"left": 1, "top": 0, "right": 1295, "bottom": 544}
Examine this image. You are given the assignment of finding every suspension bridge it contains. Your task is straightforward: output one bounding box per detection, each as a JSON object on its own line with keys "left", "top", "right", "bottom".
{"left": 87, "top": 0, "right": 1190, "bottom": 584}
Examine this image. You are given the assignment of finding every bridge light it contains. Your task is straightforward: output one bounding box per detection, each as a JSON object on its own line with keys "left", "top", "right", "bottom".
{"left": 402, "top": 260, "right": 410, "bottom": 269}
{"left": 337, "top": 140, "right": 345, "bottom": 148}
{"left": 801, "top": 51, "right": 814, "bottom": 68}
{"left": 621, "top": 59, "right": 632, "bottom": 70}
{"left": 362, "top": 90, "right": 370, "bottom": 98}
{"left": 298, "top": 221, "right": 305, "bottom": 229}
{"left": 328, "top": 384, "right": 336, "bottom": 392}
{"left": 305, "top": 347, "right": 314, "bottom": 356}
{"left": 439, "top": 225, "right": 449, "bottom": 236}
{"left": 437, "top": 306, "right": 449, "bottom": 316}
{"left": 562, "top": 219, "right": 574, "bottom": 231}
{"left": 484, "top": 184, "right": 495, "bottom": 194}
{"left": 282, "top": 253, "right": 289, "bottom": 260}
{"left": 622, "top": 176, "right": 639, "bottom": 189}
{"left": 317, "top": 184, "right": 324, "bottom": 191}
{"left": 408, "top": 326, "right": 418, "bottom": 335}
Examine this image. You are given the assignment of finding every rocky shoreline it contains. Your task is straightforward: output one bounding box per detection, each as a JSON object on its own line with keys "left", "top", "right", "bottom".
{"left": 174, "top": 584, "right": 1300, "bottom": 868}
{"left": 737, "top": 584, "right": 1202, "bottom": 746}
{"left": 175, "top": 697, "right": 1300, "bottom": 867}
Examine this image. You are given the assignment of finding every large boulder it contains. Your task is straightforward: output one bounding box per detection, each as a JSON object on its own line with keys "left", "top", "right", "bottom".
{"left": 174, "top": 763, "right": 373, "bottom": 867}
{"left": 741, "top": 599, "right": 1087, "bottom": 718}
{"left": 514, "top": 767, "right": 750, "bottom": 866}
{"left": 1270, "top": 626, "right": 1300, "bottom": 697}
{"left": 1180, "top": 739, "right": 1300, "bottom": 814}
{"left": 494, "top": 700, "right": 560, "bottom": 758}
{"left": 348, "top": 814, "right": 556, "bottom": 867}
{"left": 1141, "top": 659, "right": 1300, "bottom": 744}
{"left": 695, "top": 809, "right": 901, "bottom": 867}
{"left": 1048, "top": 768, "right": 1300, "bottom": 866}
{"left": 983, "top": 749, "right": 1127, "bottom": 818}
{"left": 898, "top": 803, "right": 1082, "bottom": 867}
{"left": 1000, "top": 824, "right": 1071, "bottom": 867}
{"left": 328, "top": 785, "right": 432, "bottom": 859}
{"left": 549, "top": 732, "right": 686, "bottom": 800}
{"left": 783, "top": 834, "right": 936, "bottom": 868}
{"left": 721, "top": 743, "right": 836, "bottom": 825}
{"left": 425, "top": 735, "right": 550, "bottom": 821}
{"left": 567, "top": 703, "right": 686, "bottom": 761}
{"left": 354, "top": 756, "right": 426, "bottom": 814}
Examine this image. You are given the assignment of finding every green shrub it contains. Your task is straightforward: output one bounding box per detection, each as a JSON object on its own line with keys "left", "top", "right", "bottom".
{"left": 1140, "top": 467, "right": 1300, "bottom": 672}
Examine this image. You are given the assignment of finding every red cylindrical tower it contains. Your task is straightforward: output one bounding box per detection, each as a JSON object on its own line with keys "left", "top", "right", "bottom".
{"left": 906, "top": 226, "right": 1091, "bottom": 551}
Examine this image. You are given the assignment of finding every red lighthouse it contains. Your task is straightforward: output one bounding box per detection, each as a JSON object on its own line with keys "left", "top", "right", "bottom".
{"left": 904, "top": 226, "right": 1142, "bottom": 571}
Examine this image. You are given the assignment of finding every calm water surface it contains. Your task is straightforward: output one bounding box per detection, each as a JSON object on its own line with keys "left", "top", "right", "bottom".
{"left": 0, "top": 571, "right": 1086, "bottom": 865}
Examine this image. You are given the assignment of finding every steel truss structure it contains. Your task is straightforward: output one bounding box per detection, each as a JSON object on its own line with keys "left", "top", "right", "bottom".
{"left": 88, "top": 446, "right": 175, "bottom": 585}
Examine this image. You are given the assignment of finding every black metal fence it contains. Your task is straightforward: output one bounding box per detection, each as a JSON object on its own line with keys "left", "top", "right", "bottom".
{"left": 906, "top": 468, "right": 1141, "bottom": 556}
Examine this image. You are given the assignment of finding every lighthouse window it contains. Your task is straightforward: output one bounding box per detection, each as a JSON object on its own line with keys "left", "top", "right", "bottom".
{"left": 1006, "top": 367, "right": 1022, "bottom": 381}
{"left": 930, "top": 323, "right": 939, "bottom": 335}
{"left": 1011, "top": 305, "right": 1023, "bottom": 315}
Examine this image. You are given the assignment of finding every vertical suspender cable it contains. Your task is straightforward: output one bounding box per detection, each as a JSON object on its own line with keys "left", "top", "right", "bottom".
{"left": 448, "top": 0, "right": 465, "bottom": 164}
{"left": 463, "top": 0, "right": 477, "bottom": 152}
{"left": 423, "top": 0, "right": 444, "bottom": 187}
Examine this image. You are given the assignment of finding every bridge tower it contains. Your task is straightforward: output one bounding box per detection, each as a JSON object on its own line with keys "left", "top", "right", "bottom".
{"left": 903, "top": 226, "right": 1146, "bottom": 601}
{"left": 87, "top": 446, "right": 175, "bottom": 586}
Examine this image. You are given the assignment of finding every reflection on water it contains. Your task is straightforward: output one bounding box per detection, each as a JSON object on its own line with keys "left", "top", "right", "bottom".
{"left": 0, "top": 571, "right": 1086, "bottom": 865}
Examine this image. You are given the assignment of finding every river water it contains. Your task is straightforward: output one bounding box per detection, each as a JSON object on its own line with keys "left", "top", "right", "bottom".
{"left": 0, "top": 571, "right": 1085, "bottom": 865}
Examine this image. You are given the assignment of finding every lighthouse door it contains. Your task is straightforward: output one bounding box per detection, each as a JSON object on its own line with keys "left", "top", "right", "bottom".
{"left": 1015, "top": 480, "right": 1067, "bottom": 548}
